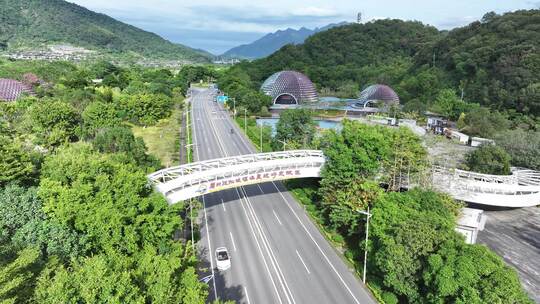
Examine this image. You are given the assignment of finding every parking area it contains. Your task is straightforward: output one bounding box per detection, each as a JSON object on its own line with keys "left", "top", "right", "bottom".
{"left": 477, "top": 207, "right": 540, "bottom": 303}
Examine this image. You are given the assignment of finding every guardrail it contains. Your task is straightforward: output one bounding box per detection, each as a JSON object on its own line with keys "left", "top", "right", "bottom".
{"left": 148, "top": 150, "right": 325, "bottom": 203}
{"left": 148, "top": 150, "right": 540, "bottom": 207}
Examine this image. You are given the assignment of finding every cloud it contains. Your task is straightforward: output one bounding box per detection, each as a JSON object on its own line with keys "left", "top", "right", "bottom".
{"left": 436, "top": 15, "right": 477, "bottom": 29}
{"left": 90, "top": 3, "right": 347, "bottom": 52}
{"left": 68, "top": 0, "right": 537, "bottom": 54}
{"left": 291, "top": 6, "right": 338, "bottom": 17}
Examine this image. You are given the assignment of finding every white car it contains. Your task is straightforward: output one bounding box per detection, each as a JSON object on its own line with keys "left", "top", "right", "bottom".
{"left": 215, "top": 247, "right": 231, "bottom": 271}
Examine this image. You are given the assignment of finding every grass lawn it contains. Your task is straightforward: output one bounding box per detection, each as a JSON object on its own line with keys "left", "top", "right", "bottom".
{"left": 131, "top": 103, "right": 183, "bottom": 168}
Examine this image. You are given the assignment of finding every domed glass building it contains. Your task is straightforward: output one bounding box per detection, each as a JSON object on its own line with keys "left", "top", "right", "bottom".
{"left": 355, "top": 84, "right": 399, "bottom": 108}
{"left": 261, "top": 71, "right": 318, "bottom": 105}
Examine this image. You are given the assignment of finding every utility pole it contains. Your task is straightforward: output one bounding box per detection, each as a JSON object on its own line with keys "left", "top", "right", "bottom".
{"left": 185, "top": 144, "right": 196, "bottom": 164}
{"left": 190, "top": 198, "right": 194, "bottom": 252}
{"left": 232, "top": 97, "right": 236, "bottom": 118}
{"left": 260, "top": 121, "right": 263, "bottom": 153}
{"left": 358, "top": 207, "right": 372, "bottom": 284}
{"left": 187, "top": 110, "right": 191, "bottom": 162}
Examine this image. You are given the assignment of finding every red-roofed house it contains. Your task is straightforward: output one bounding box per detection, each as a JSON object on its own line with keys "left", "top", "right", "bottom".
{"left": 0, "top": 79, "right": 34, "bottom": 101}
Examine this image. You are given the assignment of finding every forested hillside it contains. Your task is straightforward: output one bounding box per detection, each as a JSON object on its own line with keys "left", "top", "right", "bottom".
{"left": 237, "top": 10, "right": 540, "bottom": 116}
{"left": 239, "top": 19, "right": 439, "bottom": 88}
{"left": 0, "top": 59, "right": 222, "bottom": 303}
{"left": 0, "top": 0, "right": 211, "bottom": 62}
{"left": 415, "top": 10, "right": 540, "bottom": 114}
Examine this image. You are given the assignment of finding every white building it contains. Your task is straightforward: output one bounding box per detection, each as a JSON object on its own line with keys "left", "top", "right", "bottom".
{"left": 455, "top": 208, "right": 487, "bottom": 244}
{"left": 469, "top": 137, "right": 495, "bottom": 147}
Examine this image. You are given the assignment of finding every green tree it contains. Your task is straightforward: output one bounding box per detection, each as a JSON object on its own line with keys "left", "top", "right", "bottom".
{"left": 495, "top": 129, "right": 540, "bottom": 170}
{"left": 0, "top": 136, "right": 35, "bottom": 186}
{"left": 456, "top": 112, "right": 466, "bottom": 130}
{"left": 274, "top": 109, "right": 316, "bottom": 150}
{"left": 465, "top": 144, "right": 511, "bottom": 175}
{"left": 93, "top": 126, "right": 160, "bottom": 170}
{"left": 431, "top": 89, "right": 470, "bottom": 120}
{"left": 27, "top": 100, "right": 80, "bottom": 147}
{"left": 319, "top": 120, "right": 391, "bottom": 200}
{"left": 179, "top": 267, "right": 208, "bottom": 304}
{"left": 369, "top": 189, "right": 462, "bottom": 302}
{"left": 37, "top": 143, "right": 180, "bottom": 255}
{"left": 82, "top": 101, "right": 122, "bottom": 136}
{"left": 423, "top": 238, "right": 532, "bottom": 304}
{"left": 0, "top": 184, "right": 86, "bottom": 260}
{"left": 34, "top": 255, "right": 144, "bottom": 304}
{"left": 327, "top": 179, "right": 382, "bottom": 236}
{"left": 384, "top": 127, "right": 427, "bottom": 191}
{"left": 0, "top": 247, "right": 42, "bottom": 304}
{"left": 0, "top": 185, "right": 43, "bottom": 240}
{"left": 118, "top": 93, "right": 173, "bottom": 125}
{"left": 462, "top": 107, "right": 510, "bottom": 138}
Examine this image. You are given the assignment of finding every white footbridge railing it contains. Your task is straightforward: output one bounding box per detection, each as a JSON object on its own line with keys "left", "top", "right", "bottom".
{"left": 148, "top": 150, "right": 325, "bottom": 204}
{"left": 432, "top": 166, "right": 540, "bottom": 207}
{"left": 148, "top": 150, "right": 540, "bottom": 207}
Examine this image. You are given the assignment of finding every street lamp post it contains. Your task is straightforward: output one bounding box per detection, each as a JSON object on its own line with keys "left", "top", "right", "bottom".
{"left": 185, "top": 141, "right": 197, "bottom": 253}
{"left": 244, "top": 108, "right": 247, "bottom": 135}
{"left": 259, "top": 121, "right": 263, "bottom": 153}
{"left": 277, "top": 139, "right": 287, "bottom": 151}
{"left": 185, "top": 143, "right": 196, "bottom": 164}
{"left": 183, "top": 111, "right": 193, "bottom": 164}
{"left": 189, "top": 198, "right": 194, "bottom": 252}
{"left": 358, "top": 207, "right": 372, "bottom": 284}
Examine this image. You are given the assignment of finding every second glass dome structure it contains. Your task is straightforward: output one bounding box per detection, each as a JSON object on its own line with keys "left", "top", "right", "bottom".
{"left": 261, "top": 71, "right": 318, "bottom": 105}
{"left": 355, "top": 84, "right": 400, "bottom": 108}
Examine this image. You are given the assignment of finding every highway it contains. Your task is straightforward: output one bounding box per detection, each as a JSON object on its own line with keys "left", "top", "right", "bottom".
{"left": 191, "top": 88, "right": 375, "bottom": 304}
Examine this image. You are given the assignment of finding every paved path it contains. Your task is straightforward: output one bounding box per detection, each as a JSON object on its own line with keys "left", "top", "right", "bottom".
{"left": 192, "top": 88, "right": 375, "bottom": 304}
{"left": 477, "top": 207, "right": 540, "bottom": 303}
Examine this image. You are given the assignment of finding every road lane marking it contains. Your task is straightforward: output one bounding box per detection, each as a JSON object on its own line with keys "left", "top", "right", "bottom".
{"left": 271, "top": 182, "right": 361, "bottom": 304}
{"left": 230, "top": 232, "right": 237, "bottom": 252}
{"left": 240, "top": 187, "right": 296, "bottom": 304}
{"left": 296, "top": 250, "right": 310, "bottom": 274}
{"left": 273, "top": 209, "right": 283, "bottom": 226}
{"left": 202, "top": 90, "right": 293, "bottom": 304}
{"left": 221, "top": 198, "right": 226, "bottom": 212}
{"left": 216, "top": 100, "right": 360, "bottom": 304}
{"left": 257, "top": 184, "right": 264, "bottom": 194}
{"left": 236, "top": 188, "right": 283, "bottom": 304}
{"left": 202, "top": 195, "right": 218, "bottom": 301}
{"left": 245, "top": 287, "right": 251, "bottom": 304}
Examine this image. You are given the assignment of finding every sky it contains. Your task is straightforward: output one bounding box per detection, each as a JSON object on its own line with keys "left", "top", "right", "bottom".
{"left": 69, "top": 0, "right": 539, "bottom": 55}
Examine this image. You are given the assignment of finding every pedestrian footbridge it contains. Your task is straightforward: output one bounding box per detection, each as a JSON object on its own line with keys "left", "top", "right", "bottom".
{"left": 148, "top": 150, "right": 325, "bottom": 204}
{"left": 431, "top": 166, "right": 540, "bottom": 208}
{"left": 148, "top": 150, "right": 540, "bottom": 207}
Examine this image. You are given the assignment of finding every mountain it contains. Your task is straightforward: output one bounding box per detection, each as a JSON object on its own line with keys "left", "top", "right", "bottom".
{"left": 221, "top": 22, "right": 349, "bottom": 59}
{"left": 236, "top": 10, "right": 540, "bottom": 115}
{"left": 238, "top": 19, "right": 440, "bottom": 85}
{"left": 0, "top": 0, "right": 211, "bottom": 62}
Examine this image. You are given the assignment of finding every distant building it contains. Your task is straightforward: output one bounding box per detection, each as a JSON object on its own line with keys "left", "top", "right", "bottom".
{"left": 446, "top": 129, "right": 469, "bottom": 144}
{"left": 261, "top": 71, "right": 318, "bottom": 105}
{"left": 357, "top": 12, "right": 362, "bottom": 23}
{"left": 469, "top": 137, "right": 495, "bottom": 147}
{"left": 353, "top": 84, "right": 400, "bottom": 108}
{"left": 426, "top": 113, "right": 448, "bottom": 135}
{"left": 0, "top": 79, "right": 34, "bottom": 101}
{"left": 455, "top": 208, "right": 487, "bottom": 244}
